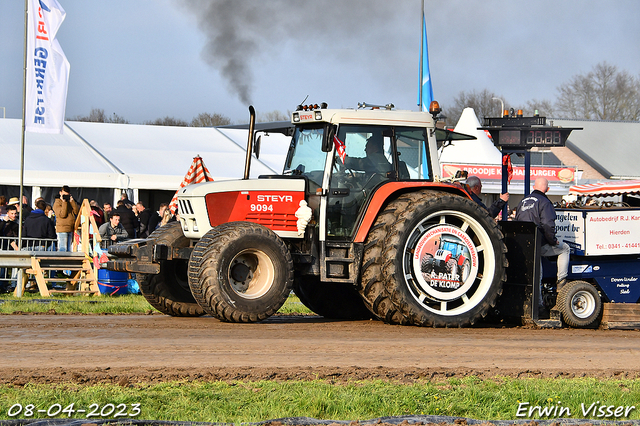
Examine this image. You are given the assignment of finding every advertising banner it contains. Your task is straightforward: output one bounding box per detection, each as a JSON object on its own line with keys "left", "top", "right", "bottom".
{"left": 584, "top": 210, "right": 640, "bottom": 256}
{"left": 555, "top": 210, "right": 586, "bottom": 255}
{"left": 555, "top": 209, "right": 640, "bottom": 256}
{"left": 25, "top": 0, "right": 70, "bottom": 134}
{"left": 442, "top": 163, "right": 576, "bottom": 184}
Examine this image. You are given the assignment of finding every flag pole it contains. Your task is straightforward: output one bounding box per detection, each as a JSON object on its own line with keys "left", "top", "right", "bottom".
{"left": 418, "top": 0, "right": 424, "bottom": 111}
{"left": 17, "top": 0, "right": 28, "bottom": 296}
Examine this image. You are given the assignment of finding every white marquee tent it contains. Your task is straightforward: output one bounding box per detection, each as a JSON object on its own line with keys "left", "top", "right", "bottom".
{"left": 0, "top": 118, "right": 291, "bottom": 204}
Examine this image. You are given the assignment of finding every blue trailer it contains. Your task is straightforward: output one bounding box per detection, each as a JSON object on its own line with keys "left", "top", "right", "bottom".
{"left": 481, "top": 112, "right": 640, "bottom": 329}
{"left": 497, "top": 203, "right": 640, "bottom": 329}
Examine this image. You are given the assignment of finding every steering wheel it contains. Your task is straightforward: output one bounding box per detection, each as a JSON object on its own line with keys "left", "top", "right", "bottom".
{"left": 362, "top": 171, "right": 388, "bottom": 190}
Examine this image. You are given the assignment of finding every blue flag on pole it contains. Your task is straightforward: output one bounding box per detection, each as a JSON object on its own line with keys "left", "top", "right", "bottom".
{"left": 418, "top": 13, "right": 433, "bottom": 178}
{"left": 417, "top": 14, "right": 433, "bottom": 112}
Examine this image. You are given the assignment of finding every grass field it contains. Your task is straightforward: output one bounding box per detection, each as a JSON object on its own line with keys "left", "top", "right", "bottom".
{"left": 1, "top": 377, "right": 639, "bottom": 422}
{"left": 0, "top": 292, "right": 313, "bottom": 315}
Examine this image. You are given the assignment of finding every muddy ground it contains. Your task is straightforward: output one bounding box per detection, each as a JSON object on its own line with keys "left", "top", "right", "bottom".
{"left": 1, "top": 313, "right": 640, "bottom": 386}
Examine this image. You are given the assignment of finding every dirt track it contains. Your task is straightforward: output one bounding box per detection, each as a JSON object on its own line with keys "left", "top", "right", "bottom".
{"left": 2, "top": 313, "right": 640, "bottom": 385}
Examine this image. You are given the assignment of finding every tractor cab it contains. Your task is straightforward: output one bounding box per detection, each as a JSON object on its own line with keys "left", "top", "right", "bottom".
{"left": 285, "top": 103, "right": 438, "bottom": 239}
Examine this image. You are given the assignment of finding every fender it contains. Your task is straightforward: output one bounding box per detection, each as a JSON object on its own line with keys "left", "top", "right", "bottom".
{"left": 353, "top": 181, "right": 470, "bottom": 243}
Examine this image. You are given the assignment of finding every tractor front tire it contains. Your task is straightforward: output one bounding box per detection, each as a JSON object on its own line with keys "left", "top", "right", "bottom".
{"left": 363, "top": 190, "right": 507, "bottom": 327}
{"left": 137, "top": 221, "right": 205, "bottom": 317}
{"left": 556, "top": 280, "right": 602, "bottom": 328}
{"left": 188, "top": 222, "right": 293, "bottom": 323}
{"left": 293, "top": 275, "right": 373, "bottom": 320}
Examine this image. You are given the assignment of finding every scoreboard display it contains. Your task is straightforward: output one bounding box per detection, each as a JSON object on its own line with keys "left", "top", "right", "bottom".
{"left": 481, "top": 115, "right": 581, "bottom": 149}
{"left": 496, "top": 129, "right": 566, "bottom": 147}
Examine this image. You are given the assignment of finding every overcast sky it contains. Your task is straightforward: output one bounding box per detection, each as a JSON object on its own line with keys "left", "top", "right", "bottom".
{"left": 1, "top": 0, "right": 639, "bottom": 125}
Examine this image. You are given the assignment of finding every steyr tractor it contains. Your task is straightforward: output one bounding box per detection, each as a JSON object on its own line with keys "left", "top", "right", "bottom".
{"left": 107, "top": 102, "right": 507, "bottom": 327}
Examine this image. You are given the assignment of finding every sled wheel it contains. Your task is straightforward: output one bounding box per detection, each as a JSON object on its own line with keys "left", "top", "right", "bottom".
{"left": 365, "top": 190, "right": 507, "bottom": 327}
{"left": 137, "top": 221, "right": 205, "bottom": 317}
{"left": 293, "top": 274, "right": 374, "bottom": 320}
{"left": 188, "top": 222, "right": 293, "bottom": 323}
{"left": 557, "top": 280, "right": 602, "bottom": 328}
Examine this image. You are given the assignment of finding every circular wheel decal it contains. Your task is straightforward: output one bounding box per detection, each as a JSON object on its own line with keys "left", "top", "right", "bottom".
{"left": 412, "top": 224, "right": 479, "bottom": 301}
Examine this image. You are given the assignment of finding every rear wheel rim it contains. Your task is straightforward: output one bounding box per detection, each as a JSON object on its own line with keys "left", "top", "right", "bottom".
{"left": 571, "top": 290, "right": 596, "bottom": 319}
{"left": 403, "top": 209, "right": 495, "bottom": 316}
{"left": 228, "top": 249, "right": 275, "bottom": 299}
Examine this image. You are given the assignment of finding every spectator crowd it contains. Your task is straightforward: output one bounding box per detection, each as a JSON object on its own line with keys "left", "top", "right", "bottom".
{"left": 0, "top": 188, "right": 176, "bottom": 248}
{"left": 0, "top": 186, "right": 177, "bottom": 292}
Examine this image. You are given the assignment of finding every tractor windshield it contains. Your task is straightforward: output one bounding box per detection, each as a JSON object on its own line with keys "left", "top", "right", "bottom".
{"left": 284, "top": 125, "right": 327, "bottom": 190}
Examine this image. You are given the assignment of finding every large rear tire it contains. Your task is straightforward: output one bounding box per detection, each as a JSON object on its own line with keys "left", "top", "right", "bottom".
{"left": 293, "top": 275, "right": 373, "bottom": 320}
{"left": 137, "top": 221, "right": 205, "bottom": 317}
{"left": 557, "top": 280, "right": 602, "bottom": 328}
{"left": 188, "top": 222, "right": 293, "bottom": 323}
{"left": 362, "top": 190, "right": 507, "bottom": 327}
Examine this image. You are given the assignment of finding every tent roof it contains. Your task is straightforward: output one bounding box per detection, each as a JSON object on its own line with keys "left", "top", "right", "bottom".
{"left": 0, "top": 119, "right": 291, "bottom": 190}
{"left": 0, "top": 118, "right": 125, "bottom": 188}
{"left": 439, "top": 108, "right": 503, "bottom": 165}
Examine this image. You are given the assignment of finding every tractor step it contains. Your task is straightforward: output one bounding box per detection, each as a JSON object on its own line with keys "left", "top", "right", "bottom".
{"left": 320, "top": 241, "right": 363, "bottom": 284}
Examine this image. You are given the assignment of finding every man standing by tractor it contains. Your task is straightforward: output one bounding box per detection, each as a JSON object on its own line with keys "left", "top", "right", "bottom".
{"left": 466, "top": 175, "right": 509, "bottom": 219}
{"left": 516, "top": 177, "right": 570, "bottom": 295}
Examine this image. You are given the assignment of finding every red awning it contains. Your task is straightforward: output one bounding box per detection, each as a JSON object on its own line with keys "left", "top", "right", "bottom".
{"left": 569, "top": 180, "right": 640, "bottom": 196}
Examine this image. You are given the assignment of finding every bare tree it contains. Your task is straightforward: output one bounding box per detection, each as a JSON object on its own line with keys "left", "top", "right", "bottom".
{"left": 69, "top": 108, "right": 129, "bottom": 124}
{"left": 257, "top": 110, "right": 289, "bottom": 122}
{"left": 190, "top": 112, "right": 231, "bottom": 127}
{"left": 446, "top": 89, "right": 508, "bottom": 125}
{"left": 555, "top": 62, "right": 640, "bottom": 120}
{"left": 523, "top": 99, "right": 556, "bottom": 118}
{"left": 145, "top": 116, "right": 189, "bottom": 127}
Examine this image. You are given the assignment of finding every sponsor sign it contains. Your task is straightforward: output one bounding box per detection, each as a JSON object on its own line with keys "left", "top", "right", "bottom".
{"left": 412, "top": 224, "right": 478, "bottom": 300}
{"left": 442, "top": 163, "right": 576, "bottom": 183}
{"left": 584, "top": 210, "right": 640, "bottom": 256}
{"left": 555, "top": 210, "right": 586, "bottom": 255}
{"left": 556, "top": 209, "right": 640, "bottom": 256}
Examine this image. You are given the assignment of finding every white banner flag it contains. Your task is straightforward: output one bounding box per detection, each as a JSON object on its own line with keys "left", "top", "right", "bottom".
{"left": 25, "top": 0, "right": 70, "bottom": 134}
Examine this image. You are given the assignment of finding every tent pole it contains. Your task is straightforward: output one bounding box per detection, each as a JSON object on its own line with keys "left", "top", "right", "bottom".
{"left": 17, "top": 0, "right": 28, "bottom": 297}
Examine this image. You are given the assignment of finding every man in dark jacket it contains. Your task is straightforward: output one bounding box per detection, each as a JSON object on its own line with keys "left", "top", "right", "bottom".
{"left": 114, "top": 200, "right": 138, "bottom": 238}
{"left": 23, "top": 199, "right": 56, "bottom": 249}
{"left": 466, "top": 175, "right": 509, "bottom": 219}
{"left": 147, "top": 203, "right": 167, "bottom": 235}
{"left": 1, "top": 205, "right": 19, "bottom": 250}
{"left": 135, "top": 202, "right": 152, "bottom": 238}
{"left": 516, "top": 177, "right": 570, "bottom": 291}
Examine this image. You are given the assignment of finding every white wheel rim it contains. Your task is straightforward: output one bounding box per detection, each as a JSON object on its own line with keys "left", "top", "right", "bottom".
{"left": 228, "top": 249, "right": 274, "bottom": 299}
{"left": 571, "top": 290, "right": 596, "bottom": 319}
{"left": 403, "top": 209, "right": 496, "bottom": 316}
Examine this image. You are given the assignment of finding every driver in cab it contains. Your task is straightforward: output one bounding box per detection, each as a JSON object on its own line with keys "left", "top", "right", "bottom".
{"left": 344, "top": 134, "right": 393, "bottom": 174}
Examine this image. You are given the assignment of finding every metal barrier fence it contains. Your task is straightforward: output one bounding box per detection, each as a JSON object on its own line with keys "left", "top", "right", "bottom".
{"left": 0, "top": 237, "right": 57, "bottom": 289}
{"left": 0, "top": 236, "right": 57, "bottom": 251}
{"left": 0, "top": 236, "right": 127, "bottom": 292}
